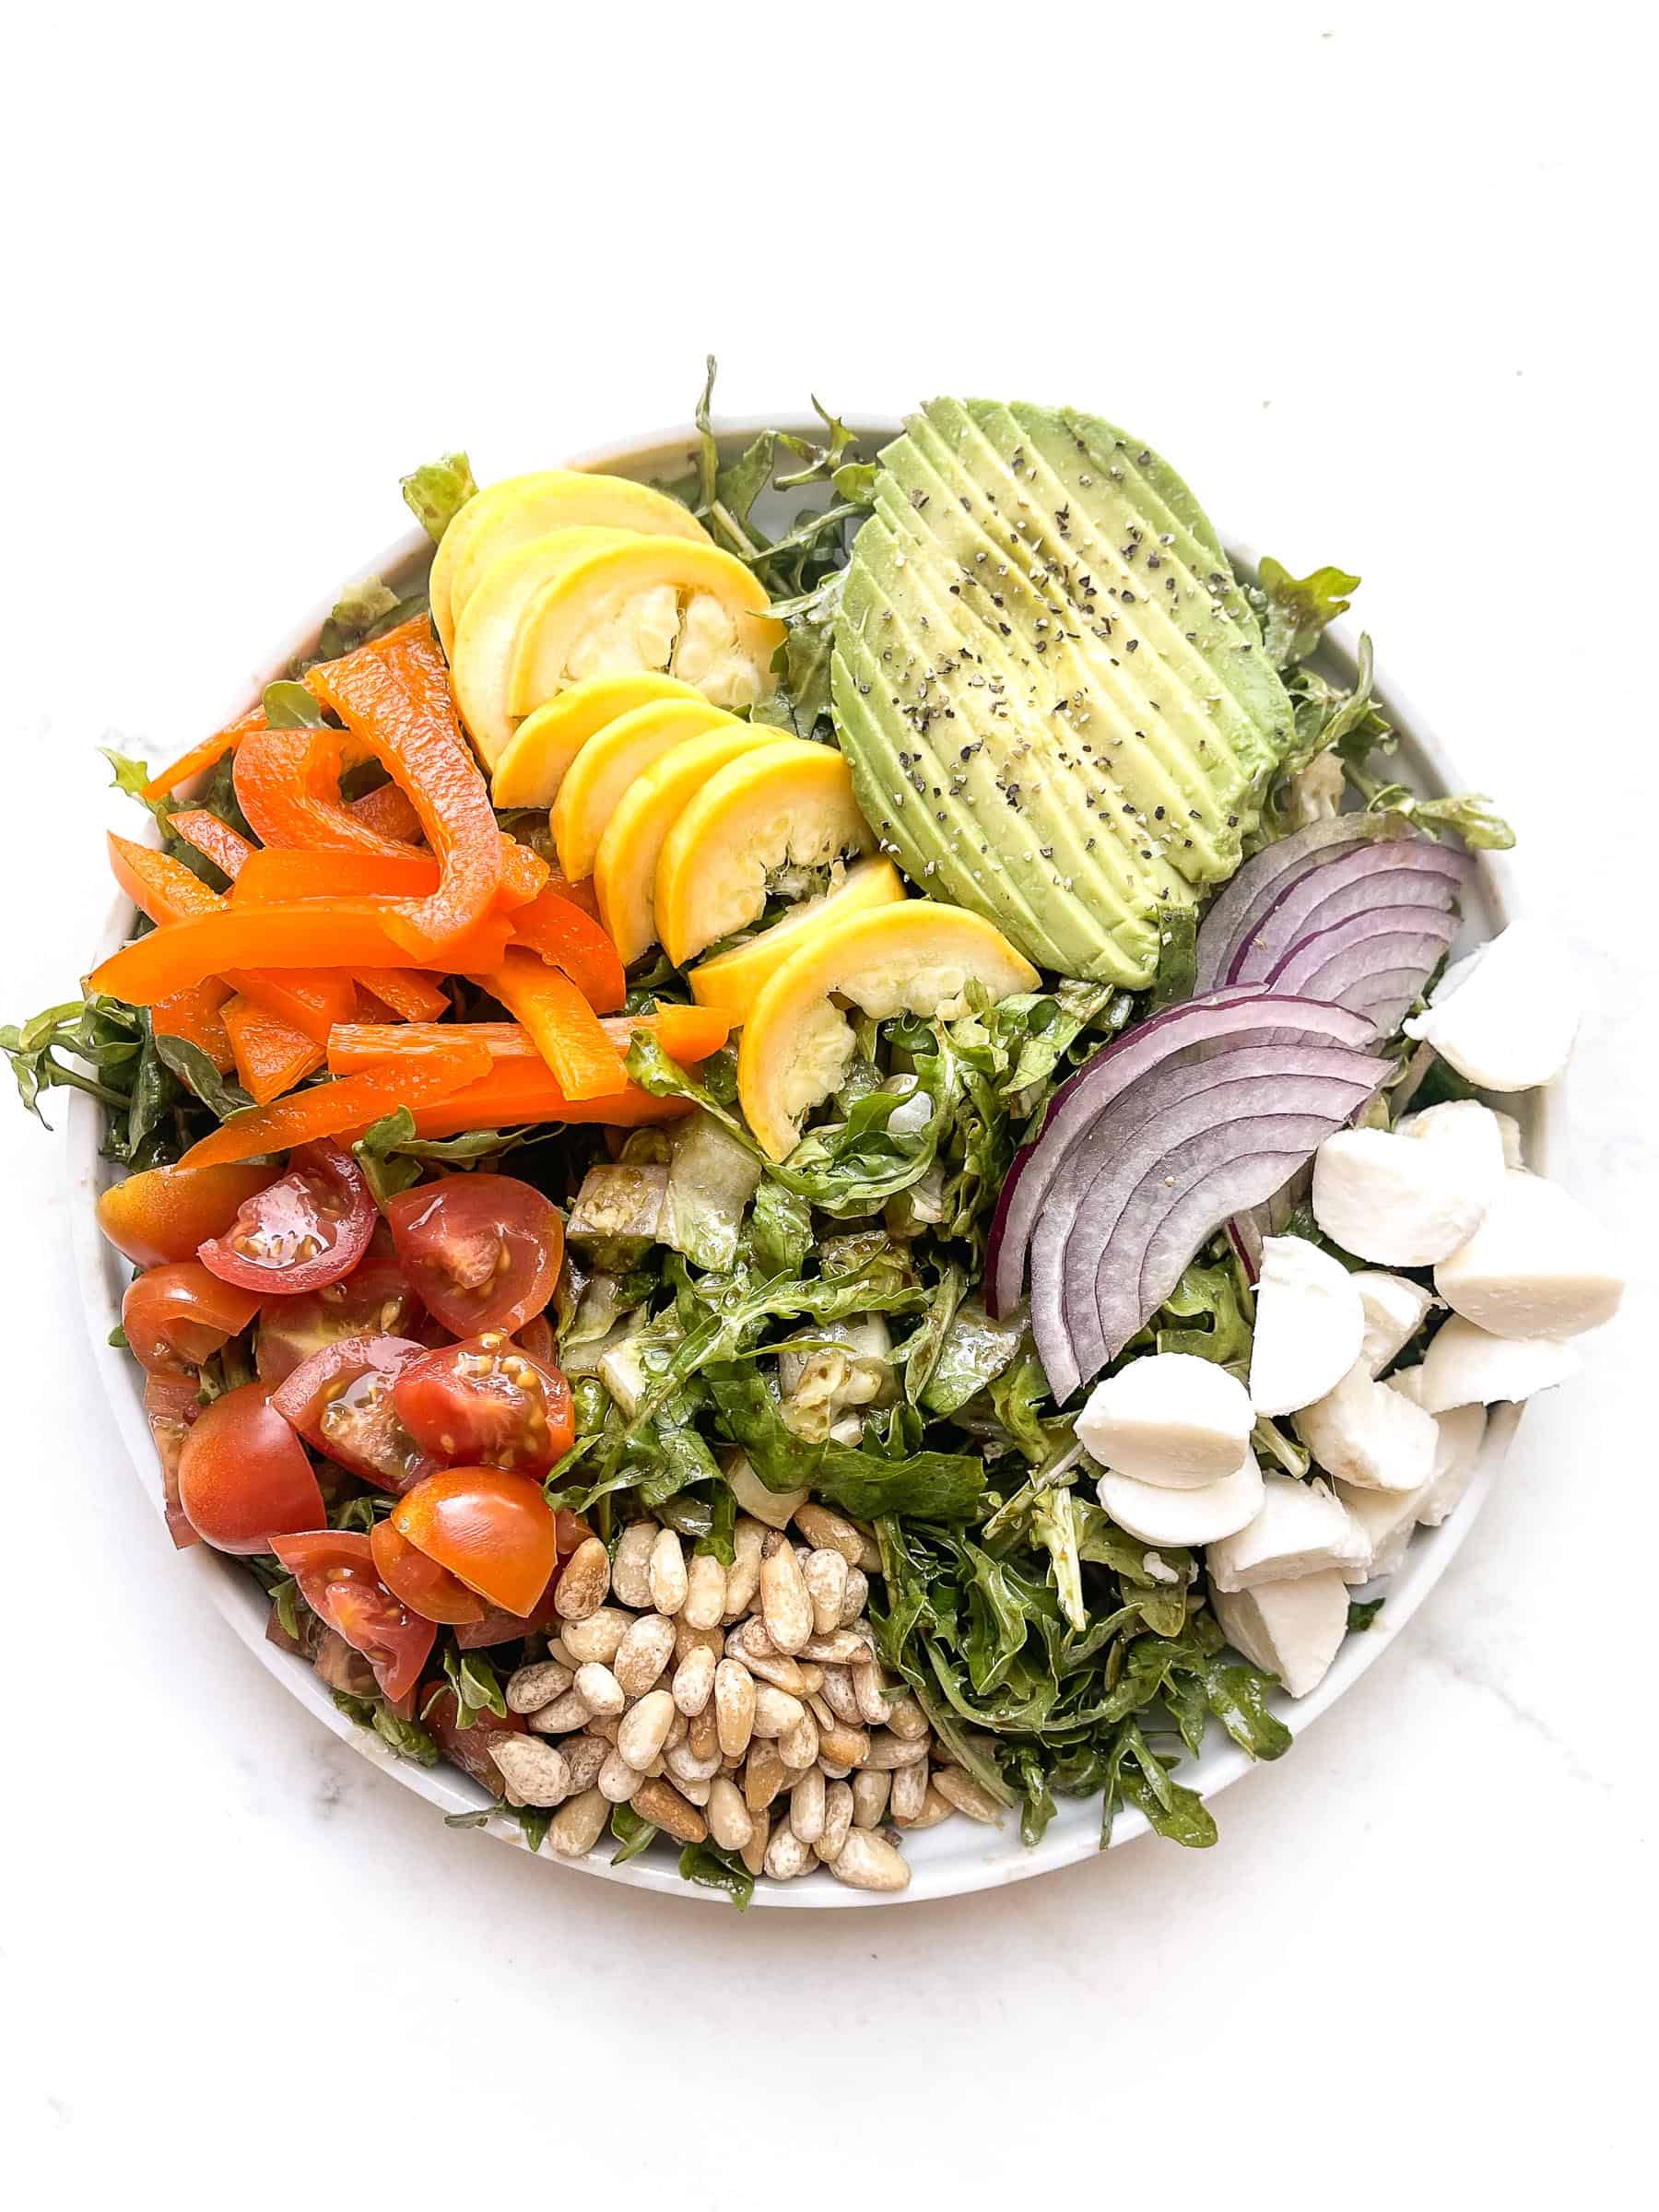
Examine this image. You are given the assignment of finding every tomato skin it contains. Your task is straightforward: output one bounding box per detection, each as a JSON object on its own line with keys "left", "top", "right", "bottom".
{"left": 385, "top": 1174, "right": 564, "bottom": 1339}
{"left": 370, "top": 1518, "right": 487, "bottom": 1625}
{"left": 452, "top": 1511, "right": 585, "bottom": 1646}
{"left": 392, "top": 1332, "right": 575, "bottom": 1477}
{"left": 391, "top": 1464, "right": 558, "bottom": 1618}
{"left": 123, "top": 1262, "right": 263, "bottom": 1376}
{"left": 177, "top": 1382, "right": 326, "bottom": 1553}
{"left": 421, "top": 1686, "right": 524, "bottom": 1794}
{"left": 99, "top": 1162, "right": 277, "bottom": 1269}
{"left": 269, "top": 1530, "right": 436, "bottom": 1711}
{"left": 253, "top": 1256, "right": 426, "bottom": 1387}
{"left": 143, "top": 1371, "right": 203, "bottom": 1549}
{"left": 514, "top": 1313, "right": 556, "bottom": 1363}
{"left": 269, "top": 1333, "right": 438, "bottom": 1494}
{"left": 198, "top": 1140, "right": 375, "bottom": 1296}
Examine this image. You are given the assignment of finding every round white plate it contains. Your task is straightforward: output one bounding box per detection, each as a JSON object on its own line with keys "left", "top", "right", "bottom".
{"left": 67, "top": 414, "right": 1554, "bottom": 1906}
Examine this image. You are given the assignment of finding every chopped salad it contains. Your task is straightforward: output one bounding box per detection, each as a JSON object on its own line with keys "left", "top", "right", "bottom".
{"left": 5, "top": 369, "right": 1624, "bottom": 1901}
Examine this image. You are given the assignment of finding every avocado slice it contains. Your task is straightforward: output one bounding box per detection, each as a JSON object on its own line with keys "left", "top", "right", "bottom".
{"left": 831, "top": 401, "right": 1295, "bottom": 985}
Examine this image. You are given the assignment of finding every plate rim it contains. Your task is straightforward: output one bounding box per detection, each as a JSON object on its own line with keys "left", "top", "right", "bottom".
{"left": 64, "top": 411, "right": 1556, "bottom": 1907}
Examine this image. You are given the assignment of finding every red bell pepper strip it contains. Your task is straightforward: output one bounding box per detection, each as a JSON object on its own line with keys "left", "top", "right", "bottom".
{"left": 304, "top": 618, "right": 501, "bottom": 959}
{"left": 168, "top": 810, "right": 256, "bottom": 879}
{"left": 221, "top": 994, "right": 324, "bottom": 1103}
{"left": 139, "top": 705, "right": 266, "bottom": 804}
{"left": 178, "top": 1042, "right": 492, "bottom": 1169}
{"left": 152, "top": 980, "right": 237, "bottom": 1073}
{"left": 477, "top": 949, "right": 629, "bottom": 1100}
{"left": 509, "top": 885, "right": 626, "bottom": 1013}
{"left": 325, "top": 1006, "right": 733, "bottom": 1074}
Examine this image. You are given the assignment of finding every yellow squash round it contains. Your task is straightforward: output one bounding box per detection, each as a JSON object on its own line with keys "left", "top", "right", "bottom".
{"left": 489, "top": 672, "right": 707, "bottom": 809}
{"left": 688, "top": 858, "right": 909, "bottom": 1023}
{"left": 551, "top": 696, "right": 735, "bottom": 883}
{"left": 449, "top": 526, "right": 634, "bottom": 769}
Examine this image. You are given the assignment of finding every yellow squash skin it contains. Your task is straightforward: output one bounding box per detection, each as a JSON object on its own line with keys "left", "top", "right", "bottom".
{"left": 688, "top": 858, "right": 909, "bottom": 1023}
{"left": 594, "top": 724, "right": 790, "bottom": 966}
{"left": 432, "top": 470, "right": 710, "bottom": 656}
{"left": 509, "top": 538, "right": 783, "bottom": 719}
{"left": 489, "top": 672, "right": 707, "bottom": 809}
{"left": 738, "top": 902, "right": 1039, "bottom": 1160}
{"left": 654, "top": 739, "right": 875, "bottom": 970}
{"left": 550, "top": 697, "right": 734, "bottom": 882}
{"left": 449, "top": 527, "right": 635, "bottom": 769}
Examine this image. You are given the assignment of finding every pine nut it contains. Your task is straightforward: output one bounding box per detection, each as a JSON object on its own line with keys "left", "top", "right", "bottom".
{"left": 610, "top": 1520, "right": 657, "bottom": 1608}
{"left": 886, "top": 1693, "right": 930, "bottom": 1742}
{"left": 853, "top": 1663, "right": 894, "bottom": 1727}
{"left": 665, "top": 1707, "right": 688, "bottom": 1748}
{"left": 527, "top": 1688, "right": 591, "bottom": 1735}
{"left": 839, "top": 1568, "right": 868, "bottom": 1627}
{"left": 750, "top": 1683, "right": 806, "bottom": 1739}
{"left": 800, "top": 1630, "right": 872, "bottom": 1665}
{"left": 549, "top": 1785, "right": 609, "bottom": 1857}
{"left": 852, "top": 1770, "right": 890, "bottom": 1829}
{"left": 763, "top": 1825, "right": 813, "bottom": 1879}
{"left": 597, "top": 1747, "right": 644, "bottom": 1803}
{"left": 648, "top": 1527, "right": 688, "bottom": 1615}
{"left": 618, "top": 1688, "right": 676, "bottom": 1770}
{"left": 707, "top": 1776, "right": 754, "bottom": 1853}
{"left": 563, "top": 1735, "right": 608, "bottom": 1793}
{"left": 904, "top": 1785, "right": 954, "bottom": 1830}
{"left": 792, "top": 1501, "right": 866, "bottom": 1566}
{"left": 585, "top": 1713, "right": 620, "bottom": 1744}
{"left": 818, "top": 1722, "right": 870, "bottom": 1769}
{"left": 506, "top": 1659, "right": 572, "bottom": 1713}
{"left": 682, "top": 1551, "right": 726, "bottom": 1630}
{"left": 560, "top": 1607, "right": 630, "bottom": 1665}
{"left": 672, "top": 1644, "right": 716, "bottom": 1716}
{"left": 724, "top": 1517, "right": 765, "bottom": 1619}
{"left": 744, "top": 1740, "right": 789, "bottom": 1812}
{"left": 665, "top": 1733, "right": 723, "bottom": 1785}
{"left": 675, "top": 1774, "right": 712, "bottom": 1807}
{"left": 742, "top": 1648, "right": 816, "bottom": 1696}
{"left": 573, "top": 1663, "right": 626, "bottom": 1719}
{"left": 807, "top": 1692, "right": 836, "bottom": 1730}
{"left": 802, "top": 1547, "right": 849, "bottom": 1636}
{"left": 545, "top": 1634, "right": 578, "bottom": 1669}
{"left": 715, "top": 1660, "right": 756, "bottom": 1759}
{"left": 778, "top": 1713, "right": 819, "bottom": 1771}
{"left": 488, "top": 1735, "right": 571, "bottom": 1806}
{"left": 674, "top": 1618, "right": 725, "bottom": 1666}
{"left": 759, "top": 1533, "right": 813, "bottom": 1655}
{"left": 688, "top": 1702, "right": 720, "bottom": 1762}
{"left": 632, "top": 1776, "right": 707, "bottom": 1844}
{"left": 554, "top": 1536, "right": 611, "bottom": 1621}
{"left": 613, "top": 1612, "right": 676, "bottom": 1697}
{"left": 931, "top": 1767, "right": 1005, "bottom": 1824}
{"left": 816, "top": 1781, "right": 854, "bottom": 1865}
{"left": 889, "top": 1755, "right": 930, "bottom": 1824}
{"left": 789, "top": 1765, "right": 826, "bottom": 1846}
{"left": 820, "top": 1665, "right": 863, "bottom": 1725}
{"left": 829, "top": 1829, "right": 910, "bottom": 1892}
{"left": 820, "top": 1762, "right": 851, "bottom": 1782}
{"left": 865, "top": 1729, "right": 929, "bottom": 1771}
{"left": 740, "top": 1807, "right": 771, "bottom": 1877}
{"left": 732, "top": 1615, "right": 776, "bottom": 1660}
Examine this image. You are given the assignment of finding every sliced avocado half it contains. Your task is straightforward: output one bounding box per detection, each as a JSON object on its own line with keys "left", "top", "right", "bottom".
{"left": 831, "top": 400, "right": 1295, "bottom": 986}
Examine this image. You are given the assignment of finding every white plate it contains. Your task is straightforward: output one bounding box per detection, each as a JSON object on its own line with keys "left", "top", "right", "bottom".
{"left": 66, "top": 414, "right": 1556, "bottom": 1906}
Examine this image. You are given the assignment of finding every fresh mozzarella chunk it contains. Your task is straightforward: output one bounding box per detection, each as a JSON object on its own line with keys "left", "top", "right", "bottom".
{"left": 1352, "top": 1269, "right": 1437, "bottom": 1376}
{"left": 1434, "top": 1170, "right": 1624, "bottom": 1340}
{"left": 1291, "top": 1358, "right": 1439, "bottom": 1492}
{"left": 1205, "top": 1474, "right": 1368, "bottom": 1593}
{"left": 1385, "top": 1366, "right": 1488, "bottom": 1525}
{"left": 1312, "top": 1105, "right": 1505, "bottom": 1266}
{"left": 1334, "top": 1478, "right": 1429, "bottom": 1585}
{"left": 1094, "top": 1449, "right": 1264, "bottom": 1547}
{"left": 1402, "top": 920, "right": 1581, "bottom": 1092}
{"left": 1490, "top": 1110, "right": 1527, "bottom": 1171}
{"left": 1076, "top": 1352, "right": 1254, "bottom": 1490}
{"left": 1211, "top": 1571, "right": 1350, "bottom": 1699}
{"left": 1416, "top": 1316, "right": 1579, "bottom": 1411}
{"left": 1248, "top": 1237, "right": 1366, "bottom": 1416}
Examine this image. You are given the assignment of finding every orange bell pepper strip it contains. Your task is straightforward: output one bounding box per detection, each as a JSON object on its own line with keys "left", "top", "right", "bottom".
{"left": 351, "top": 782, "right": 424, "bottom": 844}
{"left": 152, "top": 980, "right": 237, "bottom": 1073}
{"left": 509, "top": 886, "right": 626, "bottom": 1013}
{"left": 354, "top": 970, "right": 452, "bottom": 1022}
{"left": 230, "top": 846, "right": 439, "bottom": 905}
{"left": 220, "top": 994, "right": 324, "bottom": 1103}
{"left": 168, "top": 810, "right": 256, "bottom": 880}
{"left": 477, "top": 949, "right": 629, "bottom": 1101}
{"left": 106, "top": 834, "right": 354, "bottom": 1044}
{"left": 397, "top": 1065, "right": 691, "bottom": 1141}
{"left": 178, "top": 1041, "right": 492, "bottom": 1169}
{"left": 139, "top": 705, "right": 267, "bottom": 804}
{"left": 326, "top": 1007, "right": 733, "bottom": 1075}
{"left": 304, "top": 618, "right": 500, "bottom": 959}
{"left": 234, "top": 724, "right": 415, "bottom": 860}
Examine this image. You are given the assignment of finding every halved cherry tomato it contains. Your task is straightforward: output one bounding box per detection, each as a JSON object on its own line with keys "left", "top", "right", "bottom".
{"left": 452, "top": 1509, "right": 588, "bottom": 1647}
{"left": 420, "top": 1684, "right": 524, "bottom": 1792}
{"left": 384, "top": 1173, "right": 563, "bottom": 1338}
{"left": 269, "top": 1531, "right": 436, "bottom": 1711}
{"left": 269, "top": 1334, "right": 438, "bottom": 1493}
{"left": 514, "top": 1313, "right": 556, "bottom": 1363}
{"left": 369, "top": 1518, "right": 487, "bottom": 1625}
{"left": 391, "top": 1464, "right": 557, "bottom": 1617}
{"left": 253, "top": 1255, "right": 428, "bottom": 1386}
{"left": 177, "top": 1383, "right": 325, "bottom": 1553}
{"left": 197, "top": 1139, "right": 374, "bottom": 1295}
{"left": 144, "top": 1371, "right": 203, "bottom": 1549}
{"left": 123, "top": 1262, "right": 263, "bottom": 1376}
{"left": 392, "top": 1332, "right": 575, "bottom": 1477}
{"left": 98, "top": 1161, "right": 277, "bottom": 1269}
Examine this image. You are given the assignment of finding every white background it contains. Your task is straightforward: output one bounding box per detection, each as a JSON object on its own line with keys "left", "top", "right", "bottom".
{"left": 4, "top": 3, "right": 1654, "bottom": 2201}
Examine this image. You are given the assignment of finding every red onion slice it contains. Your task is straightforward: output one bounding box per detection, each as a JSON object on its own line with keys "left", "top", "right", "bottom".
{"left": 1230, "top": 842, "right": 1469, "bottom": 984}
{"left": 1193, "top": 818, "right": 1384, "bottom": 992}
{"left": 1267, "top": 909, "right": 1458, "bottom": 997}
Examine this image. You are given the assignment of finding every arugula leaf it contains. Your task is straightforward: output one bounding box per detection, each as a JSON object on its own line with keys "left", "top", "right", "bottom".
{"left": 747, "top": 1179, "right": 812, "bottom": 1277}
{"left": 677, "top": 1841, "right": 754, "bottom": 1909}
{"left": 1146, "top": 909, "right": 1197, "bottom": 1013}
{"left": 401, "top": 452, "right": 477, "bottom": 543}
{"left": 150, "top": 1030, "right": 253, "bottom": 1121}
{"left": 917, "top": 1293, "right": 1024, "bottom": 1417}
{"left": 1360, "top": 784, "right": 1516, "bottom": 852}
{"left": 704, "top": 1359, "right": 983, "bottom": 1520}
{"left": 754, "top": 570, "right": 843, "bottom": 737}
{"left": 332, "top": 1692, "right": 441, "bottom": 1767}
{"left": 1253, "top": 556, "right": 1360, "bottom": 666}
{"left": 316, "top": 577, "right": 414, "bottom": 662}
{"left": 263, "top": 679, "right": 330, "bottom": 729}
{"left": 1347, "top": 1596, "right": 1384, "bottom": 1633}
{"left": 439, "top": 1647, "right": 508, "bottom": 1725}
{"left": 774, "top": 395, "right": 859, "bottom": 488}
{"left": 352, "top": 1107, "right": 426, "bottom": 1209}
{"left": 609, "top": 1803, "right": 660, "bottom": 1865}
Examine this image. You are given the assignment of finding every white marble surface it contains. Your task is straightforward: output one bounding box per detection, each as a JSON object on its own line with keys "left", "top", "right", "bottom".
{"left": 4, "top": 5, "right": 1653, "bottom": 2199}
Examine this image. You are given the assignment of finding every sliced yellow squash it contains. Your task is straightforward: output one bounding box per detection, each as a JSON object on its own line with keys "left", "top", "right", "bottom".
{"left": 432, "top": 470, "right": 710, "bottom": 656}
{"left": 655, "top": 740, "right": 876, "bottom": 969}
{"left": 738, "top": 904, "right": 1040, "bottom": 1160}
{"left": 490, "top": 672, "right": 707, "bottom": 809}
{"left": 688, "top": 859, "right": 910, "bottom": 1023}
{"left": 449, "top": 527, "right": 636, "bottom": 768}
{"left": 594, "top": 725, "right": 791, "bottom": 966}
{"left": 509, "top": 538, "right": 784, "bottom": 719}
{"left": 551, "top": 697, "right": 734, "bottom": 883}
